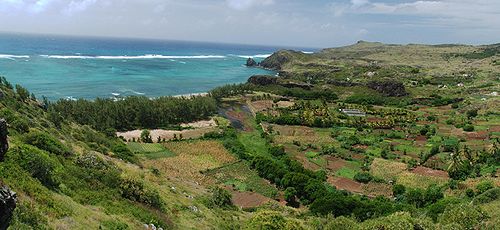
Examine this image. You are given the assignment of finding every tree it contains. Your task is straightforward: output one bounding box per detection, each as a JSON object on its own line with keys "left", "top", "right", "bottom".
{"left": 439, "top": 203, "right": 487, "bottom": 229}
{"left": 463, "top": 124, "right": 475, "bottom": 132}
{"left": 284, "top": 187, "right": 299, "bottom": 207}
{"left": 15, "top": 84, "right": 30, "bottom": 102}
{"left": 140, "top": 130, "right": 152, "bottom": 143}
{"left": 392, "top": 184, "right": 406, "bottom": 198}
{"left": 354, "top": 172, "right": 373, "bottom": 183}
{"left": 466, "top": 109, "right": 478, "bottom": 119}
{"left": 211, "top": 187, "right": 232, "bottom": 208}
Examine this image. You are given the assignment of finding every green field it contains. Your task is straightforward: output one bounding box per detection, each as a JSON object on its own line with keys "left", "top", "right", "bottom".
{"left": 205, "top": 161, "right": 279, "bottom": 198}
{"left": 127, "top": 142, "right": 175, "bottom": 159}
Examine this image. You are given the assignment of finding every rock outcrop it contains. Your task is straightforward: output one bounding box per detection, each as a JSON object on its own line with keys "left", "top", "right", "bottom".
{"left": 367, "top": 81, "right": 408, "bottom": 97}
{"left": 247, "top": 75, "right": 277, "bottom": 86}
{"left": 0, "top": 119, "right": 7, "bottom": 162}
{"left": 0, "top": 118, "right": 15, "bottom": 230}
{"left": 0, "top": 185, "right": 16, "bottom": 230}
{"left": 260, "top": 50, "right": 303, "bottom": 70}
{"left": 245, "top": 58, "right": 258, "bottom": 67}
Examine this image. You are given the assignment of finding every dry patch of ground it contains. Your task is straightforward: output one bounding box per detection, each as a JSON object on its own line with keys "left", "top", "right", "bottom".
{"left": 397, "top": 171, "right": 448, "bottom": 189}
{"left": 325, "top": 156, "right": 348, "bottom": 172}
{"left": 247, "top": 100, "right": 295, "bottom": 115}
{"left": 328, "top": 176, "right": 363, "bottom": 194}
{"left": 370, "top": 158, "right": 407, "bottom": 181}
{"left": 411, "top": 166, "right": 449, "bottom": 179}
{"left": 229, "top": 189, "right": 276, "bottom": 208}
{"left": 361, "top": 182, "right": 393, "bottom": 198}
{"left": 263, "top": 124, "right": 333, "bottom": 145}
{"left": 142, "top": 140, "right": 236, "bottom": 185}
{"left": 116, "top": 119, "right": 218, "bottom": 142}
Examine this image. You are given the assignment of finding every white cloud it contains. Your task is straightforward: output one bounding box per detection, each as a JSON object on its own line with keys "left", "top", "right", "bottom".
{"left": 62, "top": 0, "right": 97, "bottom": 15}
{"left": 226, "top": 0, "right": 274, "bottom": 10}
{"left": 331, "top": 0, "right": 500, "bottom": 29}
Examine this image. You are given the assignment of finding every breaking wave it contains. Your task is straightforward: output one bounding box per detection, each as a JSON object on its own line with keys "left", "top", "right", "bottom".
{"left": 0, "top": 54, "right": 30, "bottom": 60}
{"left": 39, "top": 54, "right": 226, "bottom": 59}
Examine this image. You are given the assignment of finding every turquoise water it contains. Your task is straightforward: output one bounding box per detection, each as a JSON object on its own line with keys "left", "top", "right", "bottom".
{"left": 0, "top": 33, "right": 313, "bottom": 100}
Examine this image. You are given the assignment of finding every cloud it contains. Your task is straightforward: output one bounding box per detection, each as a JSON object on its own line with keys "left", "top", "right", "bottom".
{"left": 331, "top": 0, "right": 500, "bottom": 29}
{"left": 225, "top": 0, "right": 274, "bottom": 10}
{"left": 62, "top": 0, "right": 97, "bottom": 15}
{"left": 350, "top": 0, "right": 369, "bottom": 8}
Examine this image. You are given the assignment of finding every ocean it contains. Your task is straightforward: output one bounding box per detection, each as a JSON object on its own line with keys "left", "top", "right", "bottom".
{"left": 0, "top": 33, "right": 314, "bottom": 100}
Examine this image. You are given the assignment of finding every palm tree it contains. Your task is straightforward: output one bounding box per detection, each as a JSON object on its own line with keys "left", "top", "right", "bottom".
{"left": 448, "top": 147, "right": 464, "bottom": 173}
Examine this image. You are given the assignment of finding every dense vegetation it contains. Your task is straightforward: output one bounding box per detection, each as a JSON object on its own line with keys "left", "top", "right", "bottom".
{"left": 50, "top": 95, "right": 217, "bottom": 131}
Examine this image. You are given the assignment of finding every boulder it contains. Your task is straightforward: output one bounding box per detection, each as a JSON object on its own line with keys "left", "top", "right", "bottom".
{"left": 0, "top": 185, "right": 16, "bottom": 230}
{"left": 0, "top": 119, "right": 8, "bottom": 162}
{"left": 245, "top": 58, "right": 258, "bottom": 67}
{"left": 367, "top": 81, "right": 408, "bottom": 97}
{"left": 247, "top": 75, "right": 277, "bottom": 86}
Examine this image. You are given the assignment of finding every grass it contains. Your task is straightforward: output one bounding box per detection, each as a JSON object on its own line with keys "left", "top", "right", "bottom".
{"left": 205, "top": 161, "right": 279, "bottom": 198}
{"left": 396, "top": 172, "right": 448, "bottom": 189}
{"left": 335, "top": 161, "right": 362, "bottom": 179}
{"left": 127, "top": 142, "right": 175, "bottom": 159}
{"left": 139, "top": 140, "right": 237, "bottom": 184}
{"left": 238, "top": 131, "right": 270, "bottom": 158}
{"left": 370, "top": 158, "right": 407, "bottom": 181}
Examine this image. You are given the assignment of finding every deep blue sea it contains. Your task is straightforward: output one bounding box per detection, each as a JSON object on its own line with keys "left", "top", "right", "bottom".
{"left": 0, "top": 33, "right": 314, "bottom": 100}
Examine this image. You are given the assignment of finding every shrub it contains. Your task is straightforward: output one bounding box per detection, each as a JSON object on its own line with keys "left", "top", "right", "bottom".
{"left": 473, "top": 187, "right": 500, "bottom": 205}
{"left": 119, "top": 177, "right": 164, "bottom": 210}
{"left": 463, "top": 124, "right": 475, "bottom": 132}
{"left": 11, "top": 118, "right": 30, "bottom": 133}
{"left": 354, "top": 172, "right": 373, "bottom": 183}
{"left": 111, "top": 143, "right": 137, "bottom": 163}
{"left": 438, "top": 203, "right": 487, "bottom": 229}
{"left": 23, "top": 131, "right": 71, "bottom": 156}
{"left": 425, "top": 197, "right": 461, "bottom": 221}
{"left": 466, "top": 109, "right": 478, "bottom": 119}
{"left": 323, "top": 216, "right": 358, "bottom": 230}
{"left": 465, "top": 188, "right": 475, "bottom": 198}
{"left": 210, "top": 187, "right": 233, "bottom": 208}
{"left": 15, "top": 84, "right": 30, "bottom": 101}
{"left": 8, "top": 144, "right": 61, "bottom": 188}
{"left": 140, "top": 130, "right": 153, "bottom": 143}
{"left": 475, "top": 180, "right": 494, "bottom": 194}
{"left": 244, "top": 210, "right": 302, "bottom": 230}
{"left": 269, "top": 145, "right": 286, "bottom": 157}
{"left": 392, "top": 184, "right": 406, "bottom": 197}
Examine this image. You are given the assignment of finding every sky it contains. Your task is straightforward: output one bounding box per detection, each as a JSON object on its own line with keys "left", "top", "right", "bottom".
{"left": 0, "top": 0, "right": 499, "bottom": 48}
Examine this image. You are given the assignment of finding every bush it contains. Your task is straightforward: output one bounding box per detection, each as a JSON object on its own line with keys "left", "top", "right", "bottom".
{"left": 119, "top": 177, "right": 164, "bottom": 210}
{"left": 284, "top": 187, "right": 298, "bottom": 207}
{"left": 323, "top": 216, "right": 358, "bottom": 230}
{"left": 11, "top": 118, "right": 30, "bottom": 133}
{"left": 473, "top": 187, "right": 500, "bottom": 205}
{"left": 354, "top": 172, "right": 373, "bottom": 183}
{"left": 8, "top": 144, "right": 61, "bottom": 188}
{"left": 463, "top": 124, "right": 475, "bottom": 132}
{"left": 244, "top": 210, "right": 302, "bottom": 230}
{"left": 210, "top": 187, "right": 233, "bottom": 208}
{"left": 23, "top": 131, "right": 71, "bottom": 156}
{"left": 466, "top": 109, "right": 478, "bottom": 119}
{"left": 393, "top": 184, "right": 406, "bottom": 197}
{"left": 476, "top": 180, "right": 494, "bottom": 194}
{"left": 269, "top": 145, "right": 286, "bottom": 157}
{"left": 438, "top": 203, "right": 487, "bottom": 229}
{"left": 425, "top": 197, "right": 461, "bottom": 221}
{"left": 140, "top": 130, "right": 153, "bottom": 143}
{"left": 111, "top": 143, "right": 137, "bottom": 163}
